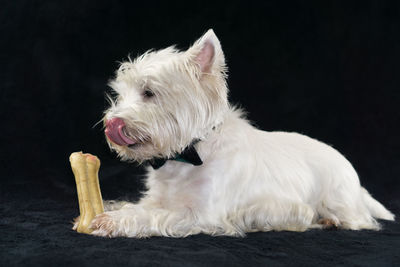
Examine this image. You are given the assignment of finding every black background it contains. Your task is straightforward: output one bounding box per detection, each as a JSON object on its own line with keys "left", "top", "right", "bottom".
{"left": 1, "top": 1, "right": 399, "bottom": 266}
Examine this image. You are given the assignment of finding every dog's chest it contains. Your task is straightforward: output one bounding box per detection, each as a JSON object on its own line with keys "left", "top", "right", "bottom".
{"left": 152, "top": 162, "right": 212, "bottom": 210}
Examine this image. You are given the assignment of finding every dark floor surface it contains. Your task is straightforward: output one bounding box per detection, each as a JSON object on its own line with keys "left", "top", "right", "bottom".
{"left": 1, "top": 167, "right": 399, "bottom": 267}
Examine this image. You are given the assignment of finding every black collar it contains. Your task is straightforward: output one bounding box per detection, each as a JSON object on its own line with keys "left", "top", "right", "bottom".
{"left": 147, "top": 139, "right": 203, "bottom": 169}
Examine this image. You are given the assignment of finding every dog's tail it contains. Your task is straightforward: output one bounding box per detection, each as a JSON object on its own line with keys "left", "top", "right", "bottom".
{"left": 362, "top": 187, "right": 395, "bottom": 221}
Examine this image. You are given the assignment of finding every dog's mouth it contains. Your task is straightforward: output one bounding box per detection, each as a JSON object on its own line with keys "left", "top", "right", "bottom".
{"left": 105, "top": 118, "right": 149, "bottom": 147}
{"left": 126, "top": 132, "right": 151, "bottom": 148}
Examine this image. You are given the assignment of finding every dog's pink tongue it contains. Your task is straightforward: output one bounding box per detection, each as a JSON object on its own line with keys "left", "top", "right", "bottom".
{"left": 105, "top": 118, "right": 136, "bottom": 146}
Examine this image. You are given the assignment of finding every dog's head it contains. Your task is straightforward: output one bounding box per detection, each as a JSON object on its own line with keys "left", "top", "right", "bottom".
{"left": 103, "top": 29, "right": 228, "bottom": 162}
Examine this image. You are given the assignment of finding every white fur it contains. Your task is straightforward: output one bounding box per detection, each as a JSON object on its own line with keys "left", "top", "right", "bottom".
{"left": 88, "top": 29, "right": 394, "bottom": 238}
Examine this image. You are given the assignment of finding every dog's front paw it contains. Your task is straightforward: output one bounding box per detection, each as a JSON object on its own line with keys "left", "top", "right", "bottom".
{"left": 72, "top": 215, "right": 80, "bottom": 231}
{"left": 90, "top": 212, "right": 117, "bottom": 237}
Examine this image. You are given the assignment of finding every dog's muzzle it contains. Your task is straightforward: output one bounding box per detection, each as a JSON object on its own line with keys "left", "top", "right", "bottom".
{"left": 105, "top": 117, "right": 137, "bottom": 146}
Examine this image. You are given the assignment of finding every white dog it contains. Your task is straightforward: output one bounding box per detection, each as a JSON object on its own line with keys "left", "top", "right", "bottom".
{"left": 88, "top": 29, "right": 394, "bottom": 237}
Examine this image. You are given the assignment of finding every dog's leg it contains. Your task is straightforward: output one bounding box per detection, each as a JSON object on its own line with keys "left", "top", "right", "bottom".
{"left": 316, "top": 187, "right": 383, "bottom": 230}
{"left": 226, "top": 198, "right": 316, "bottom": 234}
{"left": 73, "top": 200, "right": 131, "bottom": 230}
{"left": 90, "top": 204, "right": 198, "bottom": 238}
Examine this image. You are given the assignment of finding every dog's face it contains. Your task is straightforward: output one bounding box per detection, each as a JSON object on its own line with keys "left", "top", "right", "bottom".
{"left": 104, "top": 30, "right": 229, "bottom": 162}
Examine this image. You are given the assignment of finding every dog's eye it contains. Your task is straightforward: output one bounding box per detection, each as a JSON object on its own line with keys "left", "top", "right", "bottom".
{"left": 143, "top": 89, "right": 155, "bottom": 98}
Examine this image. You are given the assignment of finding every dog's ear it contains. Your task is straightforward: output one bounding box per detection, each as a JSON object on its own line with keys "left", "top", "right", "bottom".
{"left": 187, "top": 29, "right": 225, "bottom": 75}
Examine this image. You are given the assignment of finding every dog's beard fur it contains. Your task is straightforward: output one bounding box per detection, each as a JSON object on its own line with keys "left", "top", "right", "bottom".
{"left": 86, "top": 29, "right": 394, "bottom": 238}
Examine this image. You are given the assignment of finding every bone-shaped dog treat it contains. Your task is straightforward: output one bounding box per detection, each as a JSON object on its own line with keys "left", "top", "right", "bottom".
{"left": 69, "top": 152, "right": 104, "bottom": 234}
